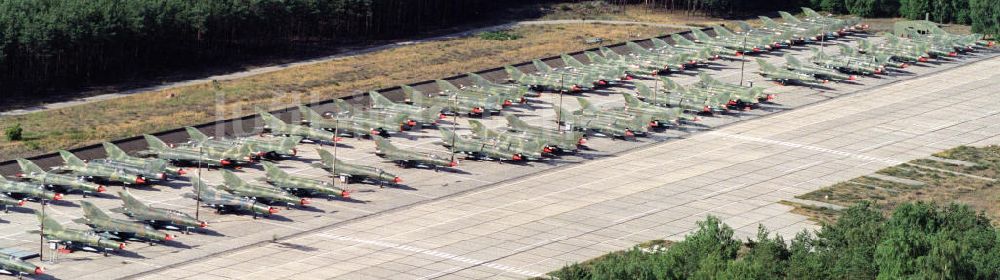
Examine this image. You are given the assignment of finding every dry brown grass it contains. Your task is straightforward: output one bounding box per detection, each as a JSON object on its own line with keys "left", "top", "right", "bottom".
{"left": 792, "top": 145, "right": 1000, "bottom": 225}
{"left": 0, "top": 23, "right": 673, "bottom": 161}
{"left": 779, "top": 200, "right": 840, "bottom": 225}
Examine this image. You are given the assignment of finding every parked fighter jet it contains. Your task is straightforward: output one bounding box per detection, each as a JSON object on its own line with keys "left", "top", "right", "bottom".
{"left": 756, "top": 59, "right": 827, "bottom": 85}
{"left": 690, "top": 28, "right": 764, "bottom": 55}
{"left": 404, "top": 85, "right": 500, "bottom": 116}
{"left": 435, "top": 79, "right": 525, "bottom": 109}
{"left": 374, "top": 136, "right": 457, "bottom": 170}
{"left": 261, "top": 162, "right": 349, "bottom": 199}
{"left": 221, "top": 170, "right": 307, "bottom": 207}
{"left": 0, "top": 251, "right": 43, "bottom": 277}
{"left": 32, "top": 213, "right": 125, "bottom": 256}
{"left": 369, "top": 91, "right": 443, "bottom": 127}
{"left": 184, "top": 127, "right": 300, "bottom": 158}
{"left": 299, "top": 105, "right": 405, "bottom": 138}
{"left": 183, "top": 176, "right": 277, "bottom": 218}
{"left": 694, "top": 73, "right": 773, "bottom": 106}
{"left": 504, "top": 65, "right": 594, "bottom": 93}
{"left": 466, "top": 120, "right": 548, "bottom": 158}
{"left": 139, "top": 135, "right": 253, "bottom": 168}
{"left": 504, "top": 113, "right": 586, "bottom": 152}
{"left": 439, "top": 128, "right": 522, "bottom": 162}
{"left": 669, "top": 34, "right": 738, "bottom": 60}
{"left": 621, "top": 94, "right": 692, "bottom": 128}
{"left": 555, "top": 106, "right": 646, "bottom": 140}
{"left": 54, "top": 151, "right": 149, "bottom": 185}
{"left": 259, "top": 110, "right": 340, "bottom": 144}
{"left": 112, "top": 190, "right": 205, "bottom": 233}
{"left": 0, "top": 175, "right": 61, "bottom": 201}
{"left": 104, "top": 142, "right": 185, "bottom": 177}
{"left": 809, "top": 47, "right": 883, "bottom": 75}
{"left": 532, "top": 59, "right": 623, "bottom": 87}
{"left": 75, "top": 201, "right": 175, "bottom": 244}
{"left": 313, "top": 149, "right": 400, "bottom": 186}
{"left": 465, "top": 72, "right": 537, "bottom": 100}
{"left": 15, "top": 159, "right": 105, "bottom": 197}
{"left": 783, "top": 55, "right": 853, "bottom": 81}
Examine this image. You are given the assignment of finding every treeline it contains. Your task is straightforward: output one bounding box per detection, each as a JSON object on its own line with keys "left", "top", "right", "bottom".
{"left": 551, "top": 202, "right": 1000, "bottom": 279}
{"left": 616, "top": 0, "right": 998, "bottom": 37}
{"left": 0, "top": 0, "right": 536, "bottom": 93}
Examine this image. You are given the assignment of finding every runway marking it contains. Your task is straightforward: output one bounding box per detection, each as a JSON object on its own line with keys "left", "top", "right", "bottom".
{"left": 316, "top": 233, "right": 544, "bottom": 278}
{"left": 709, "top": 131, "right": 905, "bottom": 165}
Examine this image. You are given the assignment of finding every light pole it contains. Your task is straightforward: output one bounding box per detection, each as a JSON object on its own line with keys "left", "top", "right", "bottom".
{"left": 739, "top": 34, "right": 748, "bottom": 87}
{"left": 332, "top": 118, "right": 339, "bottom": 189}
{"left": 557, "top": 72, "right": 565, "bottom": 133}
{"left": 195, "top": 146, "right": 202, "bottom": 221}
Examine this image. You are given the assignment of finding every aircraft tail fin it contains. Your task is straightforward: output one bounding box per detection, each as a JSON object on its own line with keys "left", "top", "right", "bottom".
{"left": 117, "top": 190, "right": 147, "bottom": 210}
{"left": 634, "top": 82, "right": 653, "bottom": 99}
{"left": 801, "top": 7, "right": 821, "bottom": 18}
{"left": 16, "top": 159, "right": 44, "bottom": 175}
{"left": 553, "top": 105, "right": 576, "bottom": 124}
{"left": 576, "top": 97, "right": 597, "bottom": 112}
{"left": 758, "top": 16, "right": 779, "bottom": 28}
{"left": 532, "top": 59, "right": 553, "bottom": 73}
{"left": 736, "top": 21, "right": 753, "bottom": 33}
{"left": 467, "top": 73, "right": 492, "bottom": 86}
{"left": 691, "top": 28, "right": 713, "bottom": 42}
{"left": 257, "top": 110, "right": 287, "bottom": 130}
{"left": 756, "top": 58, "right": 778, "bottom": 72}
{"left": 713, "top": 26, "right": 735, "bottom": 37}
{"left": 184, "top": 127, "right": 209, "bottom": 143}
{"left": 262, "top": 162, "right": 287, "bottom": 179}
{"left": 332, "top": 99, "right": 354, "bottom": 116}
{"left": 297, "top": 105, "right": 325, "bottom": 122}
{"left": 439, "top": 127, "right": 461, "bottom": 144}
{"left": 626, "top": 41, "right": 650, "bottom": 54}
{"left": 403, "top": 85, "right": 428, "bottom": 105}
{"left": 504, "top": 66, "right": 525, "bottom": 81}
{"left": 561, "top": 54, "right": 586, "bottom": 69}
{"left": 584, "top": 51, "right": 607, "bottom": 64}
{"left": 143, "top": 134, "right": 171, "bottom": 152}
{"left": 373, "top": 136, "right": 399, "bottom": 154}
{"left": 221, "top": 170, "right": 244, "bottom": 187}
{"left": 37, "top": 212, "right": 64, "bottom": 231}
{"left": 599, "top": 47, "right": 620, "bottom": 59}
{"left": 58, "top": 150, "right": 85, "bottom": 167}
{"left": 102, "top": 142, "right": 129, "bottom": 160}
{"left": 80, "top": 201, "right": 112, "bottom": 221}
{"left": 650, "top": 37, "right": 671, "bottom": 49}
{"left": 435, "top": 80, "right": 461, "bottom": 94}
{"left": 671, "top": 34, "right": 695, "bottom": 46}
{"left": 316, "top": 149, "right": 336, "bottom": 166}
{"left": 622, "top": 92, "right": 642, "bottom": 107}
{"left": 778, "top": 11, "right": 801, "bottom": 23}
{"left": 466, "top": 120, "right": 487, "bottom": 137}
{"left": 368, "top": 91, "right": 395, "bottom": 109}
{"left": 504, "top": 113, "right": 532, "bottom": 131}
{"left": 660, "top": 76, "right": 681, "bottom": 91}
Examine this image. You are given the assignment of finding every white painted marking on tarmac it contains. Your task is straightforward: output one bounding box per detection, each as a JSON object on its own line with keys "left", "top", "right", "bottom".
{"left": 316, "top": 233, "right": 544, "bottom": 278}
{"left": 783, "top": 160, "right": 824, "bottom": 174}
{"left": 709, "top": 131, "right": 905, "bottom": 165}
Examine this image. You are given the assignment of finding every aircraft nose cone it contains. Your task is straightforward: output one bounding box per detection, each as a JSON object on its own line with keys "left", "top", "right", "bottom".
{"left": 220, "top": 159, "right": 233, "bottom": 166}
{"left": 625, "top": 130, "right": 635, "bottom": 137}
{"left": 393, "top": 177, "right": 402, "bottom": 183}
{"left": 448, "top": 161, "right": 458, "bottom": 167}
{"left": 503, "top": 100, "right": 513, "bottom": 106}
{"left": 300, "top": 198, "right": 310, "bottom": 205}
{"left": 15, "top": 173, "right": 23, "bottom": 178}
{"left": 177, "top": 169, "right": 187, "bottom": 175}
{"left": 578, "top": 138, "right": 587, "bottom": 145}
{"left": 407, "top": 120, "right": 417, "bottom": 127}
{"left": 199, "top": 221, "right": 208, "bottom": 228}
{"left": 34, "top": 267, "right": 43, "bottom": 275}
{"left": 159, "top": 173, "right": 167, "bottom": 180}
{"left": 97, "top": 185, "right": 107, "bottom": 193}
{"left": 333, "top": 137, "right": 343, "bottom": 142}
{"left": 135, "top": 177, "right": 146, "bottom": 184}
{"left": 512, "top": 154, "right": 522, "bottom": 161}
{"left": 543, "top": 147, "right": 553, "bottom": 153}
{"left": 849, "top": 75, "right": 857, "bottom": 80}
{"left": 17, "top": 200, "right": 26, "bottom": 206}
{"left": 268, "top": 207, "right": 279, "bottom": 214}
{"left": 119, "top": 243, "right": 127, "bottom": 250}
{"left": 53, "top": 193, "right": 63, "bottom": 201}
{"left": 165, "top": 234, "right": 174, "bottom": 241}
{"left": 291, "top": 149, "right": 298, "bottom": 156}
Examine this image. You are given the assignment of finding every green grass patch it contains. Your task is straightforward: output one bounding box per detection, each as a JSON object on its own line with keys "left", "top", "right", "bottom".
{"left": 478, "top": 30, "right": 523, "bottom": 41}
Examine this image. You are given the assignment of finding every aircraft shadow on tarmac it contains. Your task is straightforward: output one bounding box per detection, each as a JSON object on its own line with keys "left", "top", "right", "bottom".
{"left": 47, "top": 200, "right": 79, "bottom": 207}
{"left": 274, "top": 241, "right": 319, "bottom": 252}
{"left": 158, "top": 240, "right": 194, "bottom": 250}
{"left": 188, "top": 228, "right": 225, "bottom": 237}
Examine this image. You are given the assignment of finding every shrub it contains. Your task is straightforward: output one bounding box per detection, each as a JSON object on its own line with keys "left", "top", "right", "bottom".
{"left": 5, "top": 123, "right": 22, "bottom": 141}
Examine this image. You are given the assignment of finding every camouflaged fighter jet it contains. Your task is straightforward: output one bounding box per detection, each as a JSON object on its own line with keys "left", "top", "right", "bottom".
{"left": 313, "top": 149, "right": 401, "bottom": 186}
{"left": 465, "top": 120, "right": 546, "bottom": 158}
{"left": 783, "top": 55, "right": 853, "bottom": 82}
{"left": 560, "top": 54, "right": 635, "bottom": 82}
{"left": 465, "top": 72, "right": 537, "bottom": 100}
{"left": 183, "top": 176, "right": 277, "bottom": 218}
{"left": 15, "top": 159, "right": 105, "bottom": 197}
{"left": 694, "top": 73, "right": 773, "bottom": 106}
{"left": 645, "top": 38, "right": 725, "bottom": 63}
{"left": 621, "top": 93, "right": 695, "bottom": 128}
{"left": 369, "top": 91, "right": 445, "bottom": 128}
{"left": 434, "top": 79, "right": 524, "bottom": 109}
{"left": 113, "top": 190, "right": 205, "bottom": 233}
{"left": 756, "top": 16, "right": 829, "bottom": 43}
{"left": 532, "top": 59, "right": 623, "bottom": 88}
{"left": 836, "top": 44, "right": 909, "bottom": 70}
{"left": 258, "top": 110, "right": 340, "bottom": 144}
{"left": 299, "top": 104, "right": 412, "bottom": 138}
{"left": 184, "top": 127, "right": 300, "bottom": 158}
{"left": 599, "top": 46, "right": 688, "bottom": 76}
{"left": 373, "top": 136, "right": 457, "bottom": 170}
{"left": 883, "top": 36, "right": 954, "bottom": 58}
{"left": 0, "top": 251, "right": 43, "bottom": 277}
{"left": 857, "top": 39, "right": 929, "bottom": 63}
{"left": 104, "top": 142, "right": 185, "bottom": 177}
{"left": 0, "top": 176, "right": 61, "bottom": 201}
{"left": 713, "top": 25, "right": 797, "bottom": 50}
{"left": 732, "top": 21, "right": 818, "bottom": 46}
{"left": 624, "top": 41, "right": 709, "bottom": 70}
{"left": 504, "top": 113, "right": 587, "bottom": 152}
{"left": 75, "top": 201, "right": 175, "bottom": 244}
{"left": 504, "top": 65, "right": 595, "bottom": 93}
{"left": 756, "top": 58, "right": 827, "bottom": 85}
{"left": 139, "top": 134, "right": 255, "bottom": 168}
{"left": 798, "top": 8, "right": 867, "bottom": 32}
{"left": 555, "top": 105, "right": 647, "bottom": 140}
{"left": 438, "top": 128, "right": 523, "bottom": 162}
{"left": 0, "top": 193, "right": 26, "bottom": 214}
{"left": 32, "top": 213, "right": 125, "bottom": 256}
{"left": 261, "top": 162, "right": 349, "bottom": 199}
{"left": 690, "top": 28, "right": 766, "bottom": 55}
{"left": 637, "top": 79, "right": 720, "bottom": 113}
{"left": 221, "top": 170, "right": 308, "bottom": 207}
{"left": 668, "top": 34, "right": 739, "bottom": 60}
{"left": 809, "top": 47, "right": 884, "bottom": 75}
{"left": 404, "top": 85, "right": 500, "bottom": 116}
{"left": 582, "top": 49, "right": 661, "bottom": 78}
{"left": 54, "top": 150, "right": 150, "bottom": 185}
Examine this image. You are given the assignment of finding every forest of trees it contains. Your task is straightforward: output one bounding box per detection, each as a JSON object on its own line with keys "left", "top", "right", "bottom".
{"left": 0, "top": 0, "right": 537, "bottom": 94}
{"left": 551, "top": 202, "right": 1000, "bottom": 279}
